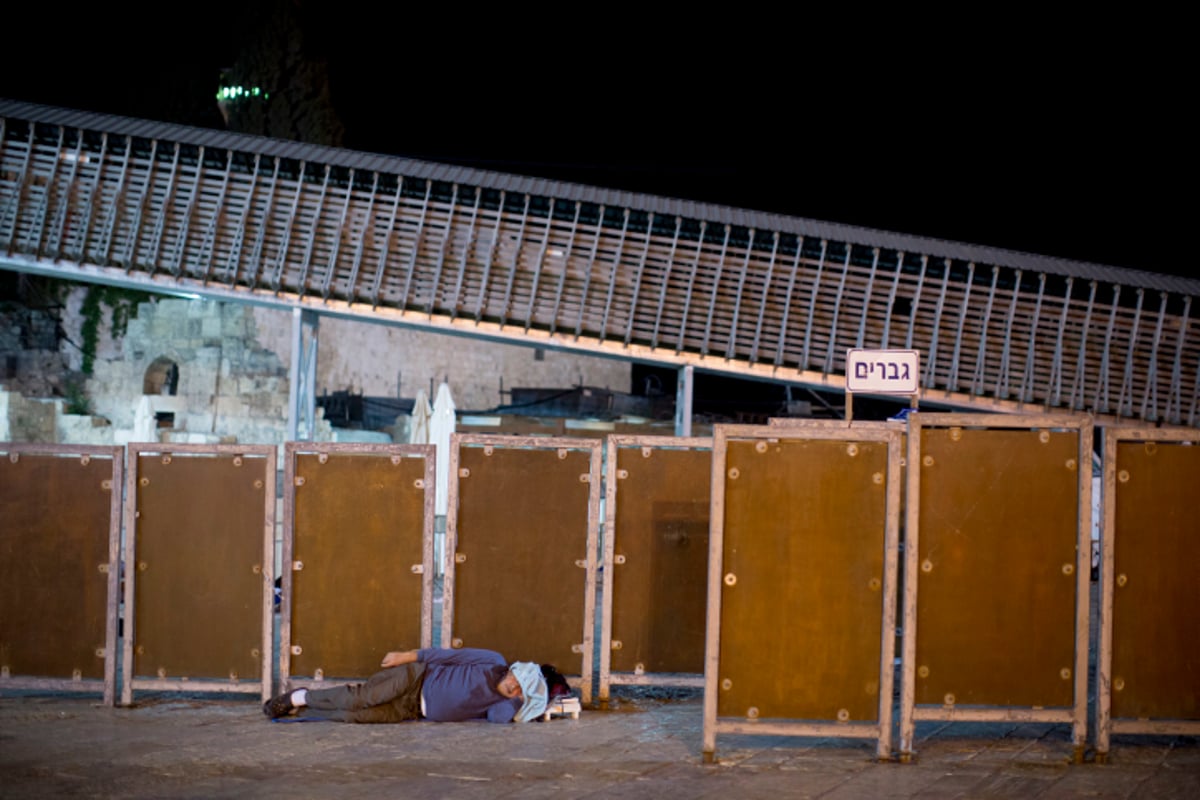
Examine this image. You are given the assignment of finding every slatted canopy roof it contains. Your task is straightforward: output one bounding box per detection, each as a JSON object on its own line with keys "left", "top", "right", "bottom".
{"left": 1, "top": 99, "right": 1197, "bottom": 428}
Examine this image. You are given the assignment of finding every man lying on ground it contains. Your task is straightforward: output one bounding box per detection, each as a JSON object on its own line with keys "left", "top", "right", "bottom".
{"left": 262, "top": 647, "right": 553, "bottom": 724}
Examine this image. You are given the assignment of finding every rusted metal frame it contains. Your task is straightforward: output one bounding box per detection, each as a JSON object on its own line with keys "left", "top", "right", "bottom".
{"left": 425, "top": 183, "right": 458, "bottom": 317}
{"left": 822, "top": 243, "right": 852, "bottom": 374}
{"left": 221, "top": 153, "right": 259, "bottom": 286}
{"left": 472, "top": 189, "right": 505, "bottom": 324}
{"left": 1018, "top": 273, "right": 1047, "bottom": 403}
{"left": 44, "top": 127, "right": 83, "bottom": 258}
{"left": 441, "top": 433, "right": 603, "bottom": 704}
{"left": 704, "top": 423, "right": 903, "bottom": 764}
{"left": 319, "top": 168, "right": 355, "bottom": 300}
{"left": 497, "top": 194, "right": 532, "bottom": 326}
{"left": 293, "top": 164, "right": 332, "bottom": 299}
{"left": 448, "top": 185, "right": 482, "bottom": 322}
{"left": 546, "top": 200, "right": 582, "bottom": 335}
{"left": 522, "top": 200, "right": 554, "bottom": 332}
{"left": 278, "top": 443, "right": 438, "bottom": 692}
{"left": 700, "top": 224, "right": 732, "bottom": 357}
{"left": 723, "top": 229, "right": 756, "bottom": 360}
{"left": 751, "top": 232, "right": 781, "bottom": 365}
{"left": 946, "top": 262, "right": 975, "bottom": 392}
{"left": 1139, "top": 292, "right": 1169, "bottom": 422}
{"left": 581, "top": 439, "right": 603, "bottom": 706}
{"left": 196, "top": 150, "right": 235, "bottom": 285}
{"left": 899, "top": 412, "right": 1093, "bottom": 762}
{"left": 922, "top": 259, "right": 951, "bottom": 388}
{"left": 1094, "top": 284, "right": 1121, "bottom": 414}
{"left": 1096, "top": 426, "right": 1200, "bottom": 757}
{"left": 1118, "top": 289, "right": 1145, "bottom": 418}
{"left": 773, "top": 236, "right": 805, "bottom": 367}
{"left": 1, "top": 122, "right": 36, "bottom": 256}
{"left": 650, "top": 216, "right": 683, "bottom": 348}
{"left": 25, "top": 126, "right": 65, "bottom": 257}
{"left": 121, "top": 443, "right": 277, "bottom": 706}
{"left": 0, "top": 444, "right": 124, "bottom": 706}
{"left": 800, "top": 239, "right": 829, "bottom": 368}
{"left": 702, "top": 424, "right": 729, "bottom": 762}
{"left": 969, "top": 266, "right": 1001, "bottom": 398}
{"left": 1095, "top": 425, "right": 1117, "bottom": 758}
{"left": 279, "top": 442, "right": 298, "bottom": 689}
{"left": 854, "top": 247, "right": 881, "bottom": 351}
{"left": 97, "top": 136, "right": 134, "bottom": 269}
{"left": 1165, "top": 296, "right": 1191, "bottom": 424}
{"left": 369, "top": 175, "right": 404, "bottom": 308}
{"left": 996, "top": 269, "right": 1025, "bottom": 400}
{"left": 1067, "top": 281, "right": 1099, "bottom": 410}
{"left": 1046, "top": 277, "right": 1074, "bottom": 407}
{"left": 600, "top": 435, "right": 713, "bottom": 705}
{"left": 103, "top": 446, "right": 124, "bottom": 707}
{"left": 622, "top": 213, "right": 656, "bottom": 347}
{"left": 880, "top": 248, "right": 902, "bottom": 350}
{"left": 117, "top": 138, "right": 159, "bottom": 272}
{"left": 675, "top": 221, "right": 708, "bottom": 354}
{"left": 903, "top": 254, "right": 929, "bottom": 351}
{"left": 341, "top": 171, "right": 378, "bottom": 304}
{"left": 146, "top": 143, "right": 183, "bottom": 279}
{"left": 72, "top": 131, "right": 108, "bottom": 263}
{"left": 573, "top": 204, "right": 608, "bottom": 340}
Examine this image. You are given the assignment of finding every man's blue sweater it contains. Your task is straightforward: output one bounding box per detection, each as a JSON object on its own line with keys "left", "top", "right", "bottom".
{"left": 417, "top": 647, "right": 521, "bottom": 723}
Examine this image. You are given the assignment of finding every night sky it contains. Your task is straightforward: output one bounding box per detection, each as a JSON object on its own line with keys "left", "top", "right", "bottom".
{"left": 0, "top": 6, "right": 1188, "bottom": 280}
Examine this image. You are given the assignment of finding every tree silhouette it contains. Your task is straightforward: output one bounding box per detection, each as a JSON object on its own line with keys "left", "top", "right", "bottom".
{"left": 218, "top": 0, "right": 345, "bottom": 147}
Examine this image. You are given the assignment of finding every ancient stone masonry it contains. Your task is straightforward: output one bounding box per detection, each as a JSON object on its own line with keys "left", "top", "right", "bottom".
{"left": 83, "top": 298, "right": 311, "bottom": 445}
{"left": 0, "top": 304, "right": 70, "bottom": 399}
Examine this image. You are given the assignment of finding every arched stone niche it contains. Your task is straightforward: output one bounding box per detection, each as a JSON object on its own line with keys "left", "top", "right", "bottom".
{"left": 143, "top": 357, "right": 180, "bottom": 396}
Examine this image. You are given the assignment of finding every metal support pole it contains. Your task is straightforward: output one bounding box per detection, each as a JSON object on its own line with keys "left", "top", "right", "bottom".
{"left": 675, "top": 364, "right": 694, "bottom": 437}
{"left": 287, "top": 308, "right": 319, "bottom": 441}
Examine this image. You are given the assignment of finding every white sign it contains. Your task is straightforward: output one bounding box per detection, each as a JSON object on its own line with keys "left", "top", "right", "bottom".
{"left": 846, "top": 349, "right": 920, "bottom": 394}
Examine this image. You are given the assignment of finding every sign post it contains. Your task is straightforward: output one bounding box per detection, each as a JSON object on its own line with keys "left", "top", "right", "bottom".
{"left": 845, "top": 349, "right": 920, "bottom": 422}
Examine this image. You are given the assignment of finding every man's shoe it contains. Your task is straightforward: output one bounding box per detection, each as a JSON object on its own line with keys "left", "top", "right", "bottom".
{"left": 263, "top": 693, "right": 294, "bottom": 719}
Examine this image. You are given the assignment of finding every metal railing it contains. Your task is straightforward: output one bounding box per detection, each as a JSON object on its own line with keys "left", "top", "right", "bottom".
{"left": 2, "top": 99, "right": 1196, "bottom": 427}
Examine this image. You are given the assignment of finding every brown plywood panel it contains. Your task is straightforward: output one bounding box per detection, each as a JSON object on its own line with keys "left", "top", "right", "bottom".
{"left": 132, "top": 453, "right": 266, "bottom": 682}
{"left": 611, "top": 447, "right": 711, "bottom": 674}
{"left": 0, "top": 453, "right": 113, "bottom": 679}
{"left": 1111, "top": 440, "right": 1200, "bottom": 720}
{"left": 290, "top": 452, "right": 428, "bottom": 679}
{"left": 453, "top": 446, "right": 591, "bottom": 672}
{"left": 915, "top": 428, "right": 1079, "bottom": 708}
{"left": 718, "top": 438, "right": 888, "bottom": 722}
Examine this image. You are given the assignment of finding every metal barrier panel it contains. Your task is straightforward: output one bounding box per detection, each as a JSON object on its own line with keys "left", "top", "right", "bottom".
{"left": 898, "top": 413, "right": 1092, "bottom": 762}
{"left": 0, "top": 444, "right": 122, "bottom": 705}
{"left": 280, "top": 444, "right": 435, "bottom": 689}
{"left": 703, "top": 423, "right": 902, "bottom": 762}
{"left": 1097, "top": 427, "right": 1200, "bottom": 757}
{"left": 600, "top": 436, "right": 711, "bottom": 704}
{"left": 443, "top": 434, "right": 601, "bottom": 703}
{"left": 121, "top": 444, "right": 276, "bottom": 705}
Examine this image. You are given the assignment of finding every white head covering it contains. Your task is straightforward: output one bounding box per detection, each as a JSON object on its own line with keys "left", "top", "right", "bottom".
{"left": 509, "top": 662, "right": 548, "bottom": 723}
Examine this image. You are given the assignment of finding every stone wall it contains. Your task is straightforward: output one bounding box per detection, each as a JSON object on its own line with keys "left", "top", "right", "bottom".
{"left": 249, "top": 309, "right": 633, "bottom": 413}
{"left": 3, "top": 287, "right": 632, "bottom": 445}
{"left": 82, "top": 298, "right": 310, "bottom": 445}
{"left": 0, "top": 303, "right": 71, "bottom": 398}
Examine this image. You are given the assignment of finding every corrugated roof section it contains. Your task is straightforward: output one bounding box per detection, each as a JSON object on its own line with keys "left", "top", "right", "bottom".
{"left": 2, "top": 98, "right": 1195, "bottom": 296}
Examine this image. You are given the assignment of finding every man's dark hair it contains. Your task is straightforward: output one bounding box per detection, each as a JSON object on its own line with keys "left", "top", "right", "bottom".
{"left": 540, "top": 664, "right": 572, "bottom": 700}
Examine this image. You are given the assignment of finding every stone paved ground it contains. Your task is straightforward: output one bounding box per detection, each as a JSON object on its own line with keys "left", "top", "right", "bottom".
{"left": 1, "top": 690, "right": 1197, "bottom": 799}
